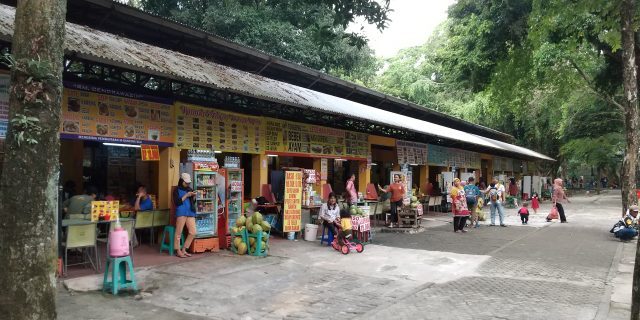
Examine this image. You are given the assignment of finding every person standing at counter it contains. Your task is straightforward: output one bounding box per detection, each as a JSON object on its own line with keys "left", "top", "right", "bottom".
{"left": 173, "top": 173, "right": 197, "bottom": 258}
{"left": 345, "top": 173, "right": 358, "bottom": 205}
{"left": 378, "top": 174, "right": 406, "bottom": 228}
{"left": 133, "top": 185, "right": 153, "bottom": 211}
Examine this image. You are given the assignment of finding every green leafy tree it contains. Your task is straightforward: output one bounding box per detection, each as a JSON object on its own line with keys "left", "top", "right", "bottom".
{"left": 137, "top": 0, "right": 388, "bottom": 79}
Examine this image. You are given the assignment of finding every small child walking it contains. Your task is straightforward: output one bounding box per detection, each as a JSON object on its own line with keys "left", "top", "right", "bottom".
{"left": 339, "top": 209, "right": 353, "bottom": 245}
{"left": 519, "top": 202, "right": 530, "bottom": 225}
{"left": 531, "top": 192, "right": 540, "bottom": 214}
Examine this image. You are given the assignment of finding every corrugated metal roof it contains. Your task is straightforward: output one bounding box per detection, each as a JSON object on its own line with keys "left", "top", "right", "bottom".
{"left": 0, "top": 4, "right": 552, "bottom": 161}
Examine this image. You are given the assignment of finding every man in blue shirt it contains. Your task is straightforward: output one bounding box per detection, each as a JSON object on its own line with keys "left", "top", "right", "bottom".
{"left": 133, "top": 185, "right": 153, "bottom": 211}
{"left": 464, "top": 177, "right": 481, "bottom": 228}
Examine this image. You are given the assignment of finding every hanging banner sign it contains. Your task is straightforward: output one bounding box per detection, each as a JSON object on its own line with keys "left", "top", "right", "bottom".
{"left": 264, "top": 118, "right": 369, "bottom": 159}
{"left": 0, "top": 73, "right": 9, "bottom": 139}
{"left": 174, "top": 102, "right": 263, "bottom": 153}
{"left": 141, "top": 144, "right": 160, "bottom": 161}
{"left": 60, "top": 88, "right": 174, "bottom": 146}
{"left": 283, "top": 171, "right": 303, "bottom": 232}
{"left": 320, "top": 158, "right": 328, "bottom": 180}
{"left": 396, "top": 140, "right": 428, "bottom": 165}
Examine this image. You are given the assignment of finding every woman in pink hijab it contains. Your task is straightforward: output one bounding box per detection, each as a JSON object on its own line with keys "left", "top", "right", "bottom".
{"left": 552, "top": 178, "right": 570, "bottom": 223}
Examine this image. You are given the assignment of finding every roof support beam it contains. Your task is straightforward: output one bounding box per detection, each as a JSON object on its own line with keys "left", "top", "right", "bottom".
{"left": 306, "top": 75, "right": 321, "bottom": 88}
{"left": 256, "top": 59, "right": 272, "bottom": 75}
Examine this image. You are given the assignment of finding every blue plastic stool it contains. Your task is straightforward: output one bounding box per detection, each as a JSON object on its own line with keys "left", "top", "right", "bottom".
{"left": 102, "top": 255, "right": 137, "bottom": 295}
{"left": 159, "top": 226, "right": 184, "bottom": 256}
{"left": 320, "top": 224, "right": 334, "bottom": 246}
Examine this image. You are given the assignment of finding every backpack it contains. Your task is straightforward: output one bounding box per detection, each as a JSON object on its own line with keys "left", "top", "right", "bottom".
{"left": 489, "top": 187, "right": 499, "bottom": 202}
{"left": 465, "top": 186, "right": 477, "bottom": 205}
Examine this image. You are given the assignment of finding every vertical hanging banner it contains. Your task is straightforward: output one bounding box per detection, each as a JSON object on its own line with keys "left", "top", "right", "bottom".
{"left": 0, "top": 72, "right": 9, "bottom": 139}
{"left": 320, "top": 158, "right": 328, "bottom": 180}
{"left": 283, "top": 171, "right": 303, "bottom": 232}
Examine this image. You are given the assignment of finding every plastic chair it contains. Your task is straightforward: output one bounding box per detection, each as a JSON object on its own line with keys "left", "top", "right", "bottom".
{"left": 135, "top": 211, "right": 154, "bottom": 244}
{"left": 159, "top": 225, "right": 184, "bottom": 256}
{"left": 64, "top": 224, "right": 99, "bottom": 275}
{"left": 319, "top": 224, "right": 334, "bottom": 246}
{"left": 102, "top": 255, "right": 137, "bottom": 295}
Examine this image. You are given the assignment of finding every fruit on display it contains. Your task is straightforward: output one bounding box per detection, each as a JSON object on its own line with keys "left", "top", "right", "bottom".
{"left": 409, "top": 196, "right": 420, "bottom": 210}
{"left": 236, "top": 216, "right": 246, "bottom": 227}
{"left": 252, "top": 212, "right": 263, "bottom": 225}
{"left": 229, "top": 213, "right": 270, "bottom": 256}
{"left": 233, "top": 236, "right": 243, "bottom": 248}
{"left": 237, "top": 242, "right": 247, "bottom": 255}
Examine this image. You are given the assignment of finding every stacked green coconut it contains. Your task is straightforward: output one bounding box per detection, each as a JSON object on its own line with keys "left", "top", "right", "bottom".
{"left": 409, "top": 196, "right": 420, "bottom": 209}
{"left": 349, "top": 205, "right": 366, "bottom": 216}
{"left": 230, "top": 212, "right": 271, "bottom": 256}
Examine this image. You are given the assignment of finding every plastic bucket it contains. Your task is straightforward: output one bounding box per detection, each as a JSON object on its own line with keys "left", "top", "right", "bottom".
{"left": 287, "top": 232, "right": 296, "bottom": 240}
{"left": 304, "top": 224, "right": 318, "bottom": 241}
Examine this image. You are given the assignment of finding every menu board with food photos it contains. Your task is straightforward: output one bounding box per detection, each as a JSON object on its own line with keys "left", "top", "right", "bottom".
{"left": 60, "top": 86, "right": 174, "bottom": 146}
{"left": 174, "top": 102, "right": 263, "bottom": 153}
{"left": 264, "top": 118, "right": 369, "bottom": 159}
{"left": 396, "top": 140, "right": 428, "bottom": 165}
{"left": 428, "top": 144, "right": 480, "bottom": 168}
{"left": 90, "top": 201, "right": 119, "bottom": 222}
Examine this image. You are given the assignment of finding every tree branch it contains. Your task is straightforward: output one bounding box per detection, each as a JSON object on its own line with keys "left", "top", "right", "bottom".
{"left": 568, "top": 58, "right": 625, "bottom": 111}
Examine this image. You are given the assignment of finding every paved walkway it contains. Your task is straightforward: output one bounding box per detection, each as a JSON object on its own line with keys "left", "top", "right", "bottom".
{"left": 57, "top": 192, "right": 635, "bottom": 319}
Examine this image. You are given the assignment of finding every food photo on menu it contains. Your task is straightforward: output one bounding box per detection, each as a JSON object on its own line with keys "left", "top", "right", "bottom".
{"left": 96, "top": 124, "right": 108, "bottom": 136}
{"left": 67, "top": 97, "right": 81, "bottom": 112}
{"left": 124, "top": 105, "right": 137, "bottom": 118}
{"left": 124, "top": 125, "right": 135, "bottom": 138}
{"left": 98, "top": 102, "right": 109, "bottom": 116}
{"left": 63, "top": 120, "right": 79, "bottom": 133}
{"left": 148, "top": 129, "right": 160, "bottom": 141}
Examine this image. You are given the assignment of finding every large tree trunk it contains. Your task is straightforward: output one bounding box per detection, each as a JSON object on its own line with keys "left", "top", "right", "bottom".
{"left": 621, "top": 0, "right": 640, "bottom": 319}
{"left": 0, "top": 1, "right": 67, "bottom": 319}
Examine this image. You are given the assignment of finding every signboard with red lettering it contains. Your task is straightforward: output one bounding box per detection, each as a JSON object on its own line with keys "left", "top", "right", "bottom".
{"left": 140, "top": 144, "right": 160, "bottom": 161}
{"left": 193, "top": 161, "right": 219, "bottom": 171}
{"left": 283, "top": 171, "right": 303, "bottom": 232}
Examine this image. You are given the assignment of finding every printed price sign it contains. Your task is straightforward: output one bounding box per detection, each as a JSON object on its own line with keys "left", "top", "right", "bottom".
{"left": 283, "top": 171, "right": 303, "bottom": 232}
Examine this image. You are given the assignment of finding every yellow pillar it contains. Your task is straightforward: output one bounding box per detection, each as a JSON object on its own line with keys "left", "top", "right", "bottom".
{"left": 358, "top": 161, "right": 370, "bottom": 193}
{"left": 251, "top": 154, "right": 268, "bottom": 198}
{"left": 419, "top": 165, "right": 429, "bottom": 195}
{"left": 158, "top": 147, "right": 180, "bottom": 209}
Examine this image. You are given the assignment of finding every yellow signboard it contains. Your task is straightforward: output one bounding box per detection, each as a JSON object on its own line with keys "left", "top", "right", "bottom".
{"left": 283, "top": 171, "right": 303, "bottom": 232}
{"left": 264, "top": 118, "right": 369, "bottom": 159}
{"left": 174, "top": 102, "right": 263, "bottom": 153}
{"left": 60, "top": 88, "right": 174, "bottom": 146}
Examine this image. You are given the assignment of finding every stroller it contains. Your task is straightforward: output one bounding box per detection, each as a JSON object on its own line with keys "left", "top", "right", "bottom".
{"left": 331, "top": 222, "right": 365, "bottom": 255}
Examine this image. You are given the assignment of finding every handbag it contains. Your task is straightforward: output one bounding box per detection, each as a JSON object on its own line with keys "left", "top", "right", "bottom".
{"left": 547, "top": 205, "right": 559, "bottom": 220}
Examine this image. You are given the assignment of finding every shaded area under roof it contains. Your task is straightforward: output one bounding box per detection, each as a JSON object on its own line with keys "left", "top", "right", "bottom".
{"left": 0, "top": 4, "right": 552, "bottom": 161}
